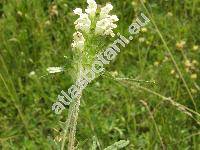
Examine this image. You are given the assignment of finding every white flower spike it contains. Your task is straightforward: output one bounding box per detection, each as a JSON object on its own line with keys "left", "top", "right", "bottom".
{"left": 73, "top": 1, "right": 118, "bottom": 39}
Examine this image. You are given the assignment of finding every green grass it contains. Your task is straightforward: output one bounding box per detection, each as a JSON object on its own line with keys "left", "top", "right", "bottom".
{"left": 0, "top": 0, "right": 200, "bottom": 149}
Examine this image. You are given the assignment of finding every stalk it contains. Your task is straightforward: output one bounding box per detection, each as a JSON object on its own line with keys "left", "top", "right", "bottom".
{"left": 67, "top": 94, "right": 81, "bottom": 150}
{"left": 61, "top": 102, "right": 73, "bottom": 150}
{"left": 61, "top": 93, "right": 82, "bottom": 150}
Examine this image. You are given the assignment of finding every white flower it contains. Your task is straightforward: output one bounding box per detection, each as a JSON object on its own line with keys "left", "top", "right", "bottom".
{"left": 85, "top": 0, "right": 97, "bottom": 17}
{"left": 73, "top": 8, "right": 91, "bottom": 33}
{"left": 72, "top": 32, "right": 85, "bottom": 50}
{"left": 95, "top": 15, "right": 119, "bottom": 37}
{"left": 95, "top": 3, "right": 118, "bottom": 37}
{"left": 99, "top": 3, "right": 113, "bottom": 19}
{"left": 73, "top": 8, "right": 83, "bottom": 15}
{"left": 75, "top": 13, "right": 91, "bottom": 32}
{"left": 47, "top": 67, "right": 64, "bottom": 74}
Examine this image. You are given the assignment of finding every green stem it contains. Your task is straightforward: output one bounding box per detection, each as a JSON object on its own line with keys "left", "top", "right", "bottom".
{"left": 67, "top": 94, "right": 81, "bottom": 150}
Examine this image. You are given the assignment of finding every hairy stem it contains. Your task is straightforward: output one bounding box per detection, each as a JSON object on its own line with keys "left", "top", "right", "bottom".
{"left": 61, "top": 103, "right": 73, "bottom": 150}
{"left": 61, "top": 93, "right": 82, "bottom": 150}
{"left": 68, "top": 94, "right": 81, "bottom": 150}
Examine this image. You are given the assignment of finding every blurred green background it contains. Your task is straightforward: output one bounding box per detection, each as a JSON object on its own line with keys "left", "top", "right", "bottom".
{"left": 0, "top": 0, "right": 199, "bottom": 149}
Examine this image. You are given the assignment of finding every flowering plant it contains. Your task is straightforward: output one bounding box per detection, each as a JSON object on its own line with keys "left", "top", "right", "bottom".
{"left": 54, "top": 0, "right": 119, "bottom": 149}
{"left": 71, "top": 0, "right": 119, "bottom": 82}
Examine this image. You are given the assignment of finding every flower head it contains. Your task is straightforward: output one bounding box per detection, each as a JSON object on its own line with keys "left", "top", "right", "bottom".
{"left": 85, "top": 0, "right": 97, "bottom": 17}
{"left": 73, "top": 8, "right": 83, "bottom": 15}
{"left": 99, "top": 3, "right": 113, "bottom": 19}
{"left": 74, "top": 8, "right": 91, "bottom": 33}
{"left": 72, "top": 32, "right": 85, "bottom": 50}
{"left": 73, "top": 1, "right": 118, "bottom": 37}
{"left": 95, "top": 14, "right": 119, "bottom": 37}
{"left": 94, "top": 3, "right": 118, "bottom": 37}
